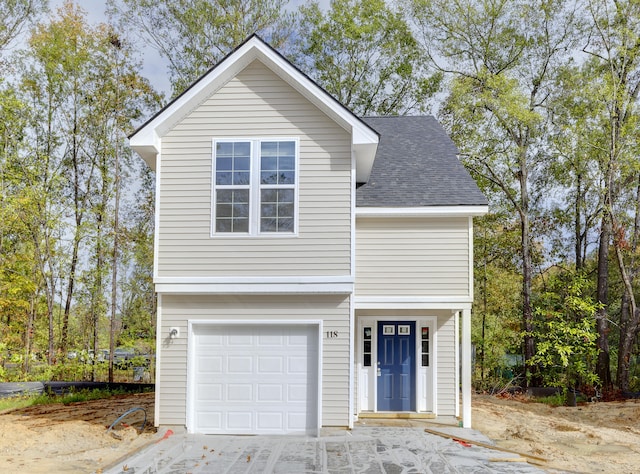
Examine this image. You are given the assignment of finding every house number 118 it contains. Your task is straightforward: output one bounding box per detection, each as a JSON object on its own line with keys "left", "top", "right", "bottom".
{"left": 326, "top": 331, "right": 338, "bottom": 338}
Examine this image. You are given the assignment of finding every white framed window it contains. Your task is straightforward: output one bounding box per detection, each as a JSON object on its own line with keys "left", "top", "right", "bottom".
{"left": 212, "top": 138, "right": 298, "bottom": 236}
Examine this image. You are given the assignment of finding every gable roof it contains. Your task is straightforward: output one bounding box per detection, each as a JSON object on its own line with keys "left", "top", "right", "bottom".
{"left": 129, "top": 34, "right": 379, "bottom": 181}
{"left": 356, "top": 116, "right": 488, "bottom": 208}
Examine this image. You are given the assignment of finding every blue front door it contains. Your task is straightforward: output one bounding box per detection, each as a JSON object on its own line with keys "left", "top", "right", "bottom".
{"left": 377, "top": 321, "right": 416, "bottom": 411}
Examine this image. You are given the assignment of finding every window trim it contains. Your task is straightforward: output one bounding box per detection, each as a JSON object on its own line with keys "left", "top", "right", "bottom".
{"left": 211, "top": 137, "right": 299, "bottom": 237}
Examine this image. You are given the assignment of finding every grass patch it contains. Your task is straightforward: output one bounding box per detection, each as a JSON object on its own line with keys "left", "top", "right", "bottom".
{"left": 0, "top": 396, "right": 37, "bottom": 412}
{"left": 60, "top": 387, "right": 129, "bottom": 405}
{"left": 535, "top": 392, "right": 566, "bottom": 407}
{"left": 535, "top": 391, "right": 587, "bottom": 407}
{"left": 0, "top": 387, "right": 130, "bottom": 412}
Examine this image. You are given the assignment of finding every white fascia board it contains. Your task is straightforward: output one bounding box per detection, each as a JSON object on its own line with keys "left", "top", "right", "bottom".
{"left": 154, "top": 276, "right": 354, "bottom": 294}
{"left": 156, "top": 283, "right": 353, "bottom": 294}
{"left": 356, "top": 206, "right": 489, "bottom": 218}
{"left": 354, "top": 296, "right": 472, "bottom": 310}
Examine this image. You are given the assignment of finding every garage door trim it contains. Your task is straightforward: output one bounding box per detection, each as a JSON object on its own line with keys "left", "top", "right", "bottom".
{"left": 186, "top": 319, "right": 323, "bottom": 436}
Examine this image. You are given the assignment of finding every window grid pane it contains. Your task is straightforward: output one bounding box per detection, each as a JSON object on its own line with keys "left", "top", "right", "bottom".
{"left": 216, "top": 141, "right": 251, "bottom": 186}
{"left": 260, "top": 188, "right": 294, "bottom": 232}
{"left": 259, "top": 140, "right": 295, "bottom": 233}
{"left": 214, "top": 141, "right": 251, "bottom": 233}
{"left": 213, "top": 139, "right": 297, "bottom": 235}
{"left": 260, "top": 141, "right": 296, "bottom": 185}
{"left": 215, "top": 189, "right": 249, "bottom": 233}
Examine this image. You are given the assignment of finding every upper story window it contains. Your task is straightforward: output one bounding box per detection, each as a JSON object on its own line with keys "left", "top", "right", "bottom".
{"left": 212, "top": 138, "right": 298, "bottom": 236}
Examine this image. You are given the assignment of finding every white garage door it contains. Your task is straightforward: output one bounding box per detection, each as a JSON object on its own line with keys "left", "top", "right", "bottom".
{"left": 190, "top": 323, "right": 319, "bottom": 435}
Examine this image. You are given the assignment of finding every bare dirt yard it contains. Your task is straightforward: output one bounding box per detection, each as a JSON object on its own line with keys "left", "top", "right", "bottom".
{"left": 473, "top": 394, "right": 640, "bottom": 473}
{"left": 1, "top": 392, "right": 640, "bottom": 473}
{"left": 0, "top": 392, "right": 156, "bottom": 473}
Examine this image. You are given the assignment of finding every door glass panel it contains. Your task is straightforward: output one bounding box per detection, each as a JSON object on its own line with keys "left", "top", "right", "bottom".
{"left": 421, "top": 326, "right": 430, "bottom": 367}
{"left": 363, "top": 327, "right": 372, "bottom": 367}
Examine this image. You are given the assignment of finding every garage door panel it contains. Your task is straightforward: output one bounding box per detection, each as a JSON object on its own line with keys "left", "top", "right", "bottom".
{"left": 288, "top": 355, "right": 309, "bottom": 373}
{"left": 288, "top": 412, "right": 307, "bottom": 430}
{"left": 228, "top": 333, "right": 254, "bottom": 346}
{"left": 258, "top": 333, "right": 284, "bottom": 345}
{"left": 228, "top": 411, "right": 252, "bottom": 429}
{"left": 288, "top": 384, "right": 307, "bottom": 402}
{"left": 198, "top": 356, "right": 223, "bottom": 373}
{"left": 227, "top": 384, "right": 252, "bottom": 401}
{"left": 227, "top": 355, "right": 252, "bottom": 373}
{"left": 197, "top": 383, "right": 222, "bottom": 401}
{"left": 257, "top": 384, "right": 283, "bottom": 402}
{"left": 257, "top": 412, "right": 283, "bottom": 430}
{"left": 199, "top": 412, "right": 222, "bottom": 430}
{"left": 257, "top": 356, "right": 284, "bottom": 373}
{"left": 192, "top": 324, "right": 318, "bottom": 435}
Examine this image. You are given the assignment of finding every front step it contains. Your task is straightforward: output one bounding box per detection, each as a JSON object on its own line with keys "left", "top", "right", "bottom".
{"left": 358, "top": 412, "right": 436, "bottom": 419}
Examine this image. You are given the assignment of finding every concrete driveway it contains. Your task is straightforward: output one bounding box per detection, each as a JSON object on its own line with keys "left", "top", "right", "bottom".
{"left": 101, "top": 421, "right": 548, "bottom": 474}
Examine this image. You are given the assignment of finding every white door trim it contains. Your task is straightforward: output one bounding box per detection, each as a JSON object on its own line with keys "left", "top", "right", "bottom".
{"left": 186, "top": 319, "right": 323, "bottom": 436}
{"left": 356, "top": 315, "right": 437, "bottom": 415}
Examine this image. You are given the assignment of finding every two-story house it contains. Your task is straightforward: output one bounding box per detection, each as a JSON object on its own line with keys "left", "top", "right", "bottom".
{"left": 130, "top": 35, "right": 487, "bottom": 436}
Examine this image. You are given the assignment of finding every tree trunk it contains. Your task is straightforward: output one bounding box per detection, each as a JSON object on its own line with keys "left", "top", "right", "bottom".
{"left": 575, "top": 173, "right": 583, "bottom": 270}
{"left": 109, "top": 143, "right": 120, "bottom": 384}
{"left": 595, "top": 214, "right": 612, "bottom": 389}
{"left": 92, "top": 211, "right": 104, "bottom": 383}
{"left": 616, "top": 292, "right": 638, "bottom": 391}
{"left": 519, "top": 150, "right": 535, "bottom": 386}
{"left": 61, "top": 234, "right": 79, "bottom": 355}
{"left": 615, "top": 177, "right": 640, "bottom": 391}
{"left": 23, "top": 295, "right": 36, "bottom": 374}
{"left": 61, "top": 122, "right": 84, "bottom": 355}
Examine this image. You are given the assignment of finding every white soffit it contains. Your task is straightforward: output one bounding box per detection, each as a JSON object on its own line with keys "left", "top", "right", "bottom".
{"left": 129, "top": 36, "right": 379, "bottom": 178}
{"left": 356, "top": 206, "right": 489, "bottom": 217}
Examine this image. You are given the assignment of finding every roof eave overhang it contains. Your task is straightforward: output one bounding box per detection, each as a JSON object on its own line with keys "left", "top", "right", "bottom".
{"left": 356, "top": 205, "right": 489, "bottom": 217}
{"left": 129, "top": 36, "right": 379, "bottom": 175}
{"left": 129, "top": 128, "right": 161, "bottom": 169}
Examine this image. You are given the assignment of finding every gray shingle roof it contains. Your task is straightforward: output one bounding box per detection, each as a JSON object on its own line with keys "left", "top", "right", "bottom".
{"left": 356, "top": 116, "right": 488, "bottom": 207}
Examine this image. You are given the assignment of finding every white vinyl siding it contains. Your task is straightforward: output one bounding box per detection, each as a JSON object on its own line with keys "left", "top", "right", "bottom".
{"left": 355, "top": 217, "right": 471, "bottom": 297}
{"left": 436, "top": 312, "right": 456, "bottom": 416}
{"left": 158, "top": 294, "right": 351, "bottom": 428}
{"left": 157, "top": 60, "right": 352, "bottom": 277}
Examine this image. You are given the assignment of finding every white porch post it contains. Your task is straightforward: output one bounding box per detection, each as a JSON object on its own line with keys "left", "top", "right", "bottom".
{"left": 461, "top": 308, "right": 472, "bottom": 428}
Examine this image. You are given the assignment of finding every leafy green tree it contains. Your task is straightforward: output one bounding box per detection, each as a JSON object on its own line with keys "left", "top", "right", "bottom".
{"left": 118, "top": 166, "right": 156, "bottom": 354}
{"left": 529, "top": 273, "right": 600, "bottom": 401}
{"left": 546, "top": 62, "right": 603, "bottom": 271}
{"left": 9, "top": 1, "right": 159, "bottom": 377}
{"left": 582, "top": 0, "right": 640, "bottom": 391}
{"left": 411, "top": 0, "right": 582, "bottom": 383}
{"left": 0, "top": 85, "right": 37, "bottom": 371}
{"left": 0, "top": 0, "right": 46, "bottom": 55}
{"left": 295, "top": 0, "right": 441, "bottom": 115}
{"left": 111, "top": 0, "right": 295, "bottom": 96}
{"left": 473, "top": 214, "right": 523, "bottom": 390}
{"left": 18, "top": 13, "right": 72, "bottom": 364}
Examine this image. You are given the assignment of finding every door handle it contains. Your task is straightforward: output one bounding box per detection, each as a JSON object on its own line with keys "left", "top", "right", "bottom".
{"left": 377, "top": 368, "right": 381, "bottom": 377}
